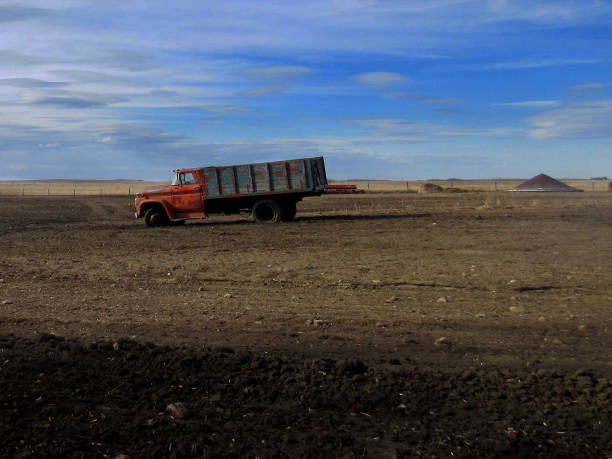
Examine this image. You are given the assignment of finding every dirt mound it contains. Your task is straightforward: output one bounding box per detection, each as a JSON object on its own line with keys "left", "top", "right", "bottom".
{"left": 1, "top": 334, "right": 610, "bottom": 458}
{"left": 509, "top": 174, "right": 582, "bottom": 192}
{"left": 418, "top": 183, "right": 444, "bottom": 193}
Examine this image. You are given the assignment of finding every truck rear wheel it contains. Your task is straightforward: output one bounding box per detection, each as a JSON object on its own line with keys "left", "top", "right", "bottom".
{"left": 252, "top": 199, "right": 281, "bottom": 223}
{"left": 280, "top": 201, "right": 297, "bottom": 222}
{"left": 144, "top": 207, "right": 167, "bottom": 227}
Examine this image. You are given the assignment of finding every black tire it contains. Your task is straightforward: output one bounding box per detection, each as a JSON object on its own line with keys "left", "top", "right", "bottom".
{"left": 252, "top": 199, "right": 281, "bottom": 223}
{"left": 144, "top": 207, "right": 167, "bottom": 227}
{"left": 280, "top": 201, "right": 297, "bottom": 222}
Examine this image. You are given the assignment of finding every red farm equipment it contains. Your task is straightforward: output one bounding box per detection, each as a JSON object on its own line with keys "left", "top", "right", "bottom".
{"left": 325, "top": 184, "right": 364, "bottom": 194}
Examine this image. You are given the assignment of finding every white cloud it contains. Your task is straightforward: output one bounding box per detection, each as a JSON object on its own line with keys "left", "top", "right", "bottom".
{"left": 483, "top": 0, "right": 612, "bottom": 23}
{"left": 235, "top": 86, "right": 288, "bottom": 98}
{"left": 352, "top": 72, "right": 409, "bottom": 86}
{"left": 570, "top": 82, "right": 611, "bottom": 91}
{"left": 351, "top": 118, "right": 513, "bottom": 140}
{"left": 0, "top": 78, "right": 66, "bottom": 88}
{"left": 386, "top": 93, "right": 463, "bottom": 104}
{"left": 242, "top": 66, "right": 311, "bottom": 80}
{"left": 527, "top": 100, "right": 612, "bottom": 139}
{"left": 495, "top": 100, "right": 559, "bottom": 107}
{"left": 202, "top": 104, "right": 252, "bottom": 114}
{"left": 487, "top": 58, "right": 600, "bottom": 70}
{"left": 0, "top": 5, "right": 51, "bottom": 23}
{"left": 19, "top": 88, "right": 126, "bottom": 108}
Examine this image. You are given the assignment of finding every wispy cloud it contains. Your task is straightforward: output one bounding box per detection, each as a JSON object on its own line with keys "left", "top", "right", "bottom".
{"left": 20, "top": 89, "right": 126, "bottom": 109}
{"left": 495, "top": 100, "right": 559, "bottom": 107}
{"left": 352, "top": 72, "right": 409, "bottom": 86}
{"left": 49, "top": 69, "right": 150, "bottom": 87}
{"left": 527, "top": 100, "right": 612, "bottom": 139}
{"left": 149, "top": 89, "right": 178, "bottom": 97}
{"left": 202, "top": 104, "right": 252, "bottom": 114}
{"left": 482, "top": 0, "right": 612, "bottom": 23}
{"left": 0, "top": 78, "right": 67, "bottom": 88}
{"left": 385, "top": 92, "right": 463, "bottom": 104}
{"left": 236, "top": 86, "right": 288, "bottom": 98}
{"left": 100, "top": 49, "right": 158, "bottom": 71}
{"left": 570, "top": 82, "right": 611, "bottom": 91}
{"left": 431, "top": 108, "right": 468, "bottom": 115}
{"left": 352, "top": 118, "right": 512, "bottom": 140}
{"left": 0, "top": 6, "right": 50, "bottom": 23}
{"left": 30, "top": 97, "right": 108, "bottom": 109}
{"left": 242, "top": 66, "right": 311, "bottom": 80}
{"left": 487, "top": 58, "right": 600, "bottom": 70}
{"left": 0, "top": 49, "right": 47, "bottom": 66}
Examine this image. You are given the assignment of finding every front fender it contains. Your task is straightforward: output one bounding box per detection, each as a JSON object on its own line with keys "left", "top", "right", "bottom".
{"left": 135, "top": 199, "right": 175, "bottom": 220}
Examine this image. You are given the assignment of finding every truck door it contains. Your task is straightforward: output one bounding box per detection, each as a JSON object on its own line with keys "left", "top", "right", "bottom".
{"left": 171, "top": 171, "right": 204, "bottom": 213}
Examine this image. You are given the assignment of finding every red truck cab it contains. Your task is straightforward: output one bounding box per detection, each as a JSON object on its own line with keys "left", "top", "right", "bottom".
{"left": 134, "top": 169, "right": 206, "bottom": 226}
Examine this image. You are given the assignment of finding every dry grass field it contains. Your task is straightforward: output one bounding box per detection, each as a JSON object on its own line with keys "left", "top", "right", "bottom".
{"left": 331, "top": 178, "right": 611, "bottom": 192}
{"left": 0, "top": 180, "right": 165, "bottom": 196}
{"left": 1, "top": 178, "right": 610, "bottom": 195}
{"left": 1, "top": 191, "right": 611, "bottom": 457}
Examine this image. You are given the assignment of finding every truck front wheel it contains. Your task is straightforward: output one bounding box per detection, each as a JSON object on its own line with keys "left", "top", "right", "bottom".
{"left": 144, "top": 207, "right": 167, "bottom": 227}
{"left": 252, "top": 199, "right": 281, "bottom": 223}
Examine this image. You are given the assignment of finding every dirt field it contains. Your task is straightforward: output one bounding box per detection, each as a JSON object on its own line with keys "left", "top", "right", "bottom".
{"left": 1, "top": 192, "right": 611, "bottom": 457}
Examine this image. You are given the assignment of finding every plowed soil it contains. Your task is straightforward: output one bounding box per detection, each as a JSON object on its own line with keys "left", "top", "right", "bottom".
{"left": 1, "top": 192, "right": 611, "bottom": 457}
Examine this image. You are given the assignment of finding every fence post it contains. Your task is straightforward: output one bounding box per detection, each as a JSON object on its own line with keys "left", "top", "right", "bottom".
{"left": 494, "top": 181, "right": 498, "bottom": 191}
{"left": 406, "top": 181, "right": 409, "bottom": 192}
{"left": 73, "top": 188, "right": 76, "bottom": 196}
{"left": 47, "top": 188, "right": 50, "bottom": 196}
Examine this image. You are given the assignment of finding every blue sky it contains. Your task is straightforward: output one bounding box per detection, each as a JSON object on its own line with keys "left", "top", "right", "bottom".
{"left": 2, "top": 0, "right": 612, "bottom": 180}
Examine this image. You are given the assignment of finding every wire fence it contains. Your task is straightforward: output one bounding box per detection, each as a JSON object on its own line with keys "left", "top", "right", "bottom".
{"left": 330, "top": 179, "right": 612, "bottom": 193}
{"left": 1, "top": 179, "right": 610, "bottom": 196}
{"left": 0, "top": 182, "right": 165, "bottom": 196}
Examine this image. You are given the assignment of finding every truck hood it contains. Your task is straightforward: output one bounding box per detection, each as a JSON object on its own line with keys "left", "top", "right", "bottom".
{"left": 139, "top": 185, "right": 171, "bottom": 194}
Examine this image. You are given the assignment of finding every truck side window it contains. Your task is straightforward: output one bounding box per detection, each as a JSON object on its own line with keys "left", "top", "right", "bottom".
{"left": 181, "top": 172, "right": 197, "bottom": 185}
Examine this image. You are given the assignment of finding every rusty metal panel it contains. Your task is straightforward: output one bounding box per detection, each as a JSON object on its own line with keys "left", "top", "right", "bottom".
{"left": 286, "top": 160, "right": 307, "bottom": 190}
{"left": 308, "top": 157, "right": 327, "bottom": 189}
{"left": 235, "top": 165, "right": 251, "bottom": 193}
{"left": 270, "top": 162, "right": 288, "bottom": 192}
{"left": 203, "top": 168, "right": 220, "bottom": 198}
{"left": 252, "top": 163, "right": 270, "bottom": 192}
{"left": 219, "top": 167, "right": 236, "bottom": 196}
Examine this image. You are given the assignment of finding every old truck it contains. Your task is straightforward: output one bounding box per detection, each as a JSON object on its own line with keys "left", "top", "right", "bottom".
{"left": 134, "top": 156, "right": 327, "bottom": 226}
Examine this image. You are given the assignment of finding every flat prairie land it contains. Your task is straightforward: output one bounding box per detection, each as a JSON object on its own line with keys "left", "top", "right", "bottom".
{"left": 0, "top": 180, "right": 165, "bottom": 196}
{"left": 1, "top": 178, "right": 610, "bottom": 195}
{"left": 0, "top": 192, "right": 611, "bottom": 457}
{"left": 331, "top": 178, "right": 611, "bottom": 192}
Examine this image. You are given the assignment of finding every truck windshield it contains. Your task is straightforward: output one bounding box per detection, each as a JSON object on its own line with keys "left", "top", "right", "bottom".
{"left": 171, "top": 173, "right": 179, "bottom": 186}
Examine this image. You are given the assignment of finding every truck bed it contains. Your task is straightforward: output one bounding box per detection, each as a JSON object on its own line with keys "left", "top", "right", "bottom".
{"left": 200, "top": 157, "right": 327, "bottom": 199}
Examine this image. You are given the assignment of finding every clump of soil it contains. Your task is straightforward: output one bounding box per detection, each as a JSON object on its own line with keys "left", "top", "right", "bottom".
{"left": 1, "top": 333, "right": 610, "bottom": 458}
